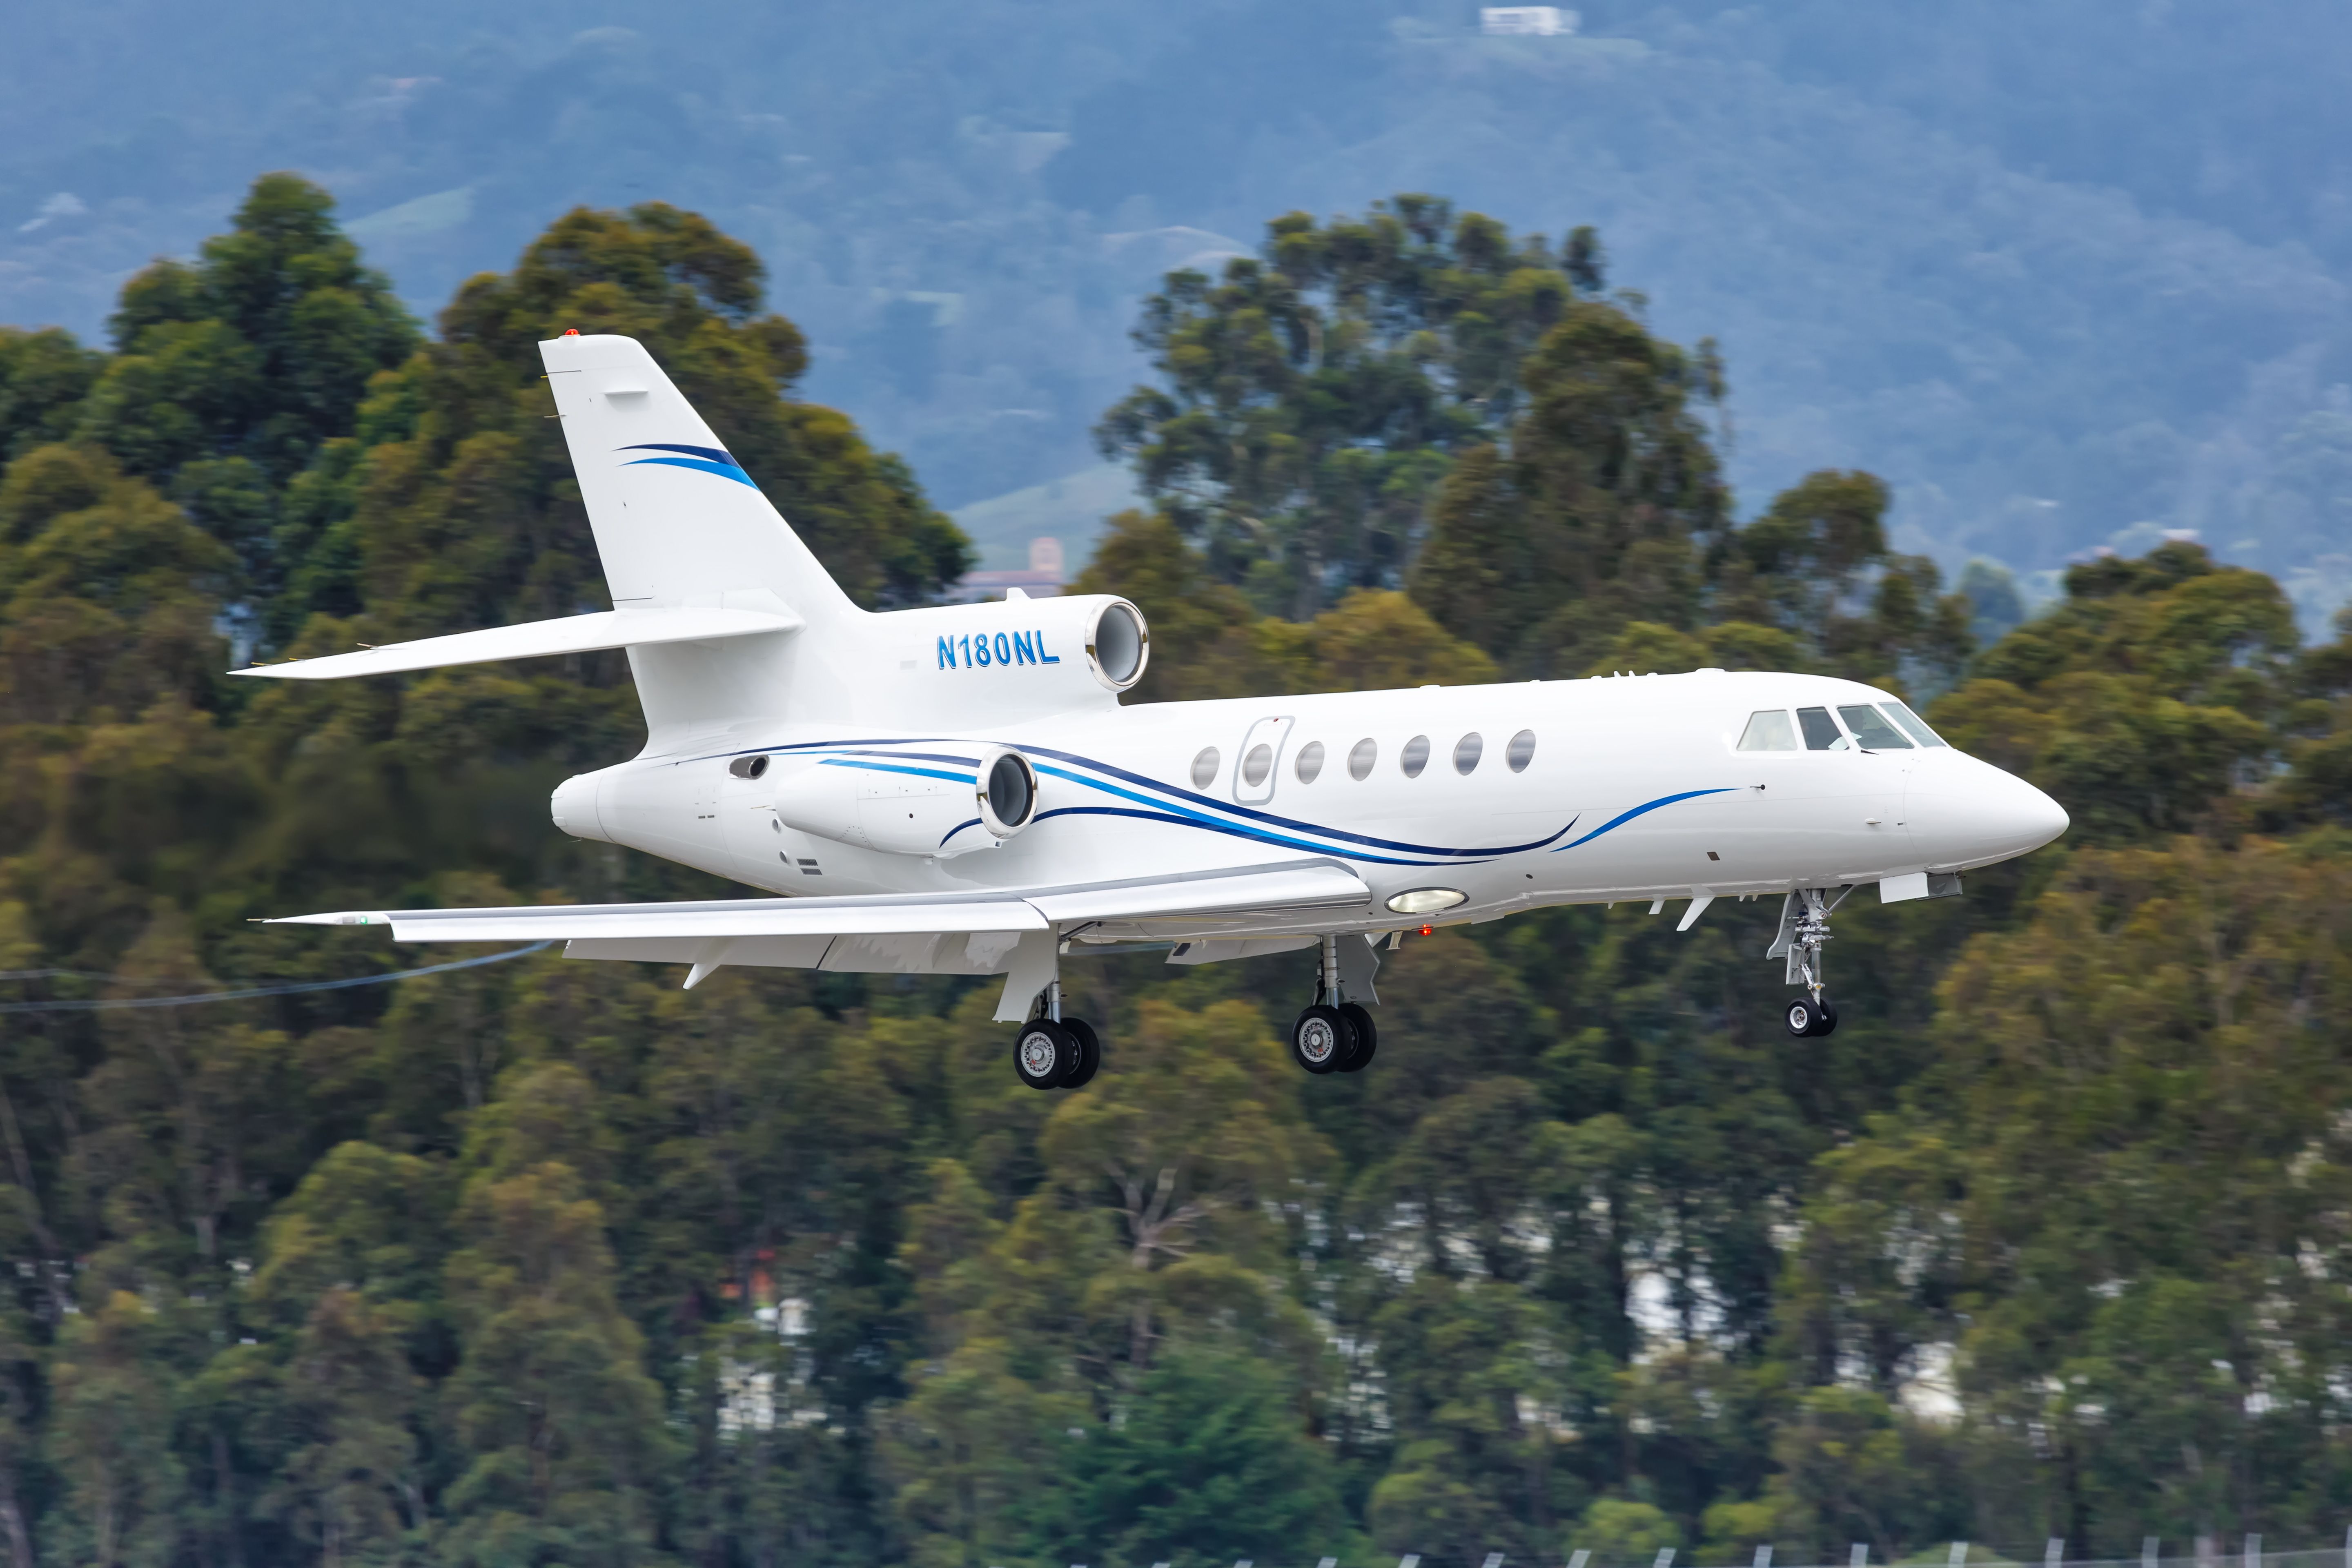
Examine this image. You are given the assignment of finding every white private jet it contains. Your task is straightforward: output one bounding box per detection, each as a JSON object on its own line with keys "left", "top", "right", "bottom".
{"left": 243, "top": 332, "right": 2068, "bottom": 1089}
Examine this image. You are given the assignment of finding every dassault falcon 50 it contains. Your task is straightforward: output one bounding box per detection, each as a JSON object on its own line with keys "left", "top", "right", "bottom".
{"left": 245, "top": 331, "right": 2069, "bottom": 1089}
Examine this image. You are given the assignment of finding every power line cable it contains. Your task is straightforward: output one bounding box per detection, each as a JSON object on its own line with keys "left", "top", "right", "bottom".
{"left": 0, "top": 942, "right": 555, "bottom": 1014}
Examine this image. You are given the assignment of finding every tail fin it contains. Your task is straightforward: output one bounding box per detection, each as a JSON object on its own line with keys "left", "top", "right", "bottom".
{"left": 540, "top": 333, "right": 866, "bottom": 748}
{"left": 539, "top": 332, "right": 857, "bottom": 627}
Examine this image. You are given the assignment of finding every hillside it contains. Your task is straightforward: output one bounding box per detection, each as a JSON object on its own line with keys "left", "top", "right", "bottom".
{"left": 4, "top": 2, "right": 2352, "bottom": 625}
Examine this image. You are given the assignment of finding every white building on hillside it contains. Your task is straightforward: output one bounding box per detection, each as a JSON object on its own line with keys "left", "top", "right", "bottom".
{"left": 1481, "top": 7, "right": 1577, "bottom": 36}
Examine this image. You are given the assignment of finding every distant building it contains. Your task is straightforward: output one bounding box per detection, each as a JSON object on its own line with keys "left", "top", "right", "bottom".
{"left": 949, "top": 535, "right": 1066, "bottom": 602}
{"left": 1481, "top": 6, "right": 1577, "bottom": 36}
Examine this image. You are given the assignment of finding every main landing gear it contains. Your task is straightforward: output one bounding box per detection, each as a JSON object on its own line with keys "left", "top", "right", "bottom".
{"left": 1290, "top": 934, "right": 1379, "bottom": 1076}
{"left": 1012, "top": 983, "right": 1102, "bottom": 1091}
{"left": 1770, "top": 886, "right": 1852, "bottom": 1037}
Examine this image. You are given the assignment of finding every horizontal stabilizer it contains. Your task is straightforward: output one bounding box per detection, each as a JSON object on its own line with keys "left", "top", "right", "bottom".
{"left": 231, "top": 606, "right": 801, "bottom": 681}
{"left": 266, "top": 862, "right": 1372, "bottom": 949}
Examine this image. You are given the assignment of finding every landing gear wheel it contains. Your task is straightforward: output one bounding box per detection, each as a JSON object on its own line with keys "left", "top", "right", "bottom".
{"left": 1060, "top": 1018, "right": 1102, "bottom": 1089}
{"left": 1291, "top": 1005, "right": 1346, "bottom": 1074}
{"left": 1014, "top": 1019, "right": 1076, "bottom": 1090}
{"left": 1335, "top": 1003, "right": 1377, "bottom": 1072}
{"left": 1784, "top": 997, "right": 1839, "bottom": 1038}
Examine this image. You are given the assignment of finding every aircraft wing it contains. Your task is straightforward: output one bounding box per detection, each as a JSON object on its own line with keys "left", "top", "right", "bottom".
{"left": 267, "top": 862, "right": 1373, "bottom": 991}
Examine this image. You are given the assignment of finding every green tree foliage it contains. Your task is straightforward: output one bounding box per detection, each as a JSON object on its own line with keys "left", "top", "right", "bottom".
{"left": 1096, "top": 198, "right": 1612, "bottom": 615}
{"left": 6, "top": 174, "right": 2352, "bottom": 1568}
{"left": 1096, "top": 199, "right": 1970, "bottom": 694}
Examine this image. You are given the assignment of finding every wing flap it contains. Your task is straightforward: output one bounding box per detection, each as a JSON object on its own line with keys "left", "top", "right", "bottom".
{"left": 231, "top": 606, "right": 802, "bottom": 681}
{"left": 1029, "top": 863, "right": 1371, "bottom": 924}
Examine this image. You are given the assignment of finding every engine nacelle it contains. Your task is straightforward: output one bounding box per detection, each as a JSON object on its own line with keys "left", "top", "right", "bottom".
{"left": 771, "top": 746, "right": 1040, "bottom": 858}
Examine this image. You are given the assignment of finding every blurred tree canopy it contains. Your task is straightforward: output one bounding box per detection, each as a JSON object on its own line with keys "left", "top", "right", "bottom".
{"left": 2, "top": 174, "right": 2352, "bottom": 1568}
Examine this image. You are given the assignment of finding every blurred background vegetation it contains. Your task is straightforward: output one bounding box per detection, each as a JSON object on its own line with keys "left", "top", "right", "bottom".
{"left": 3, "top": 173, "right": 2352, "bottom": 1568}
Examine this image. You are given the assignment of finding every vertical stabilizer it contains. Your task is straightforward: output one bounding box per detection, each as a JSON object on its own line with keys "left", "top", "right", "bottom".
{"left": 539, "top": 333, "right": 867, "bottom": 749}
{"left": 539, "top": 333, "right": 856, "bottom": 626}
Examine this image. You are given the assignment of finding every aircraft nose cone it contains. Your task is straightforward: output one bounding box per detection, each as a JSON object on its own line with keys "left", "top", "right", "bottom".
{"left": 1963, "top": 768, "right": 2068, "bottom": 860}
{"left": 2017, "top": 778, "right": 2070, "bottom": 850}
{"left": 1906, "top": 762, "right": 2068, "bottom": 866}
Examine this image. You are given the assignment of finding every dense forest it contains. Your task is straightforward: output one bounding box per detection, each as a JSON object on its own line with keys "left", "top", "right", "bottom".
{"left": 2, "top": 175, "right": 2351, "bottom": 1568}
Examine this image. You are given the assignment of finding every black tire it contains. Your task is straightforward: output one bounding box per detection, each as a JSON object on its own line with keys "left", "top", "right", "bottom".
{"left": 1291, "top": 1006, "right": 1345, "bottom": 1074}
{"left": 1014, "top": 1019, "right": 1074, "bottom": 1090}
{"left": 1060, "top": 1017, "right": 1102, "bottom": 1088}
{"left": 1336, "top": 1003, "right": 1377, "bottom": 1072}
{"left": 1784, "top": 998, "right": 1840, "bottom": 1038}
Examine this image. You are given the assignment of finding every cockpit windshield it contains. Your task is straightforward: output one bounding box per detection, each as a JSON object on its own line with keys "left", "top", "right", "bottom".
{"left": 1837, "top": 704, "right": 1913, "bottom": 749}
{"left": 1879, "top": 699, "right": 1948, "bottom": 747}
{"left": 1795, "top": 706, "right": 1847, "bottom": 750}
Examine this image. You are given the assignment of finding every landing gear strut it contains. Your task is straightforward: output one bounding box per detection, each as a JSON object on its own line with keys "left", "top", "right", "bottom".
{"left": 1290, "top": 934, "right": 1379, "bottom": 1074}
{"left": 1011, "top": 980, "right": 1103, "bottom": 1090}
{"left": 1769, "top": 886, "right": 1850, "bottom": 1037}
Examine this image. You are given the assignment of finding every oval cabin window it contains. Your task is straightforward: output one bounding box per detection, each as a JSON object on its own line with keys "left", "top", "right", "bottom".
{"left": 1241, "top": 743, "right": 1274, "bottom": 787}
{"left": 1400, "top": 735, "right": 1430, "bottom": 778}
{"left": 1507, "top": 730, "right": 1536, "bottom": 772}
{"left": 1190, "top": 747, "right": 1220, "bottom": 789}
{"left": 1454, "top": 733, "right": 1483, "bottom": 774}
{"left": 1348, "top": 738, "right": 1377, "bottom": 780}
{"left": 1295, "top": 741, "right": 1326, "bottom": 783}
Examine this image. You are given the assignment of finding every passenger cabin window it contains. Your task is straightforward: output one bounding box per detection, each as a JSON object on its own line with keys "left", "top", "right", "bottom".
{"left": 1295, "top": 741, "right": 1326, "bottom": 783}
{"left": 1241, "top": 743, "right": 1274, "bottom": 786}
{"left": 1737, "top": 710, "right": 1797, "bottom": 751}
{"left": 1881, "top": 700, "right": 1949, "bottom": 747}
{"left": 1400, "top": 735, "right": 1430, "bottom": 777}
{"left": 1190, "top": 746, "right": 1220, "bottom": 788}
{"left": 1454, "top": 733, "right": 1483, "bottom": 774}
{"left": 1507, "top": 729, "right": 1536, "bottom": 771}
{"left": 1796, "top": 706, "right": 1848, "bottom": 751}
{"left": 1838, "top": 704, "right": 1912, "bottom": 749}
{"left": 1348, "top": 738, "right": 1377, "bottom": 780}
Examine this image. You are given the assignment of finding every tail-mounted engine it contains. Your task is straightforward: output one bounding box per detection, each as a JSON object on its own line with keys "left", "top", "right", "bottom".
{"left": 771, "top": 745, "right": 1041, "bottom": 858}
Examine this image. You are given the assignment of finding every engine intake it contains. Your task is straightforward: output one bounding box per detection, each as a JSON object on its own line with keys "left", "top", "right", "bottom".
{"left": 976, "top": 746, "right": 1039, "bottom": 838}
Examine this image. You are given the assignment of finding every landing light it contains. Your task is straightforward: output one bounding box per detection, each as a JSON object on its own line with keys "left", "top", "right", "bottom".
{"left": 1386, "top": 887, "right": 1467, "bottom": 915}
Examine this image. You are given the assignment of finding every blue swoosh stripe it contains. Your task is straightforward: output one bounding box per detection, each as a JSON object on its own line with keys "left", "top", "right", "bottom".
{"left": 1551, "top": 788, "right": 1738, "bottom": 850}
{"left": 623, "top": 455, "right": 757, "bottom": 487}
{"left": 1028, "top": 764, "right": 1448, "bottom": 864}
{"left": 713, "top": 738, "right": 1725, "bottom": 864}
{"left": 940, "top": 817, "right": 984, "bottom": 846}
{"left": 620, "top": 442, "right": 739, "bottom": 466}
{"left": 819, "top": 759, "right": 976, "bottom": 786}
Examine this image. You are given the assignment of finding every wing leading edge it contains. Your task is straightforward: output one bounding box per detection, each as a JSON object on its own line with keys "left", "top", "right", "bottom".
{"left": 268, "top": 862, "right": 1373, "bottom": 987}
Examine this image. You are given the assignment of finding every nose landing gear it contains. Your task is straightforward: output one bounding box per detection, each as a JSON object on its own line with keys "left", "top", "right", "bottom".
{"left": 1770, "top": 886, "right": 1852, "bottom": 1037}
{"left": 1290, "top": 935, "right": 1380, "bottom": 1074}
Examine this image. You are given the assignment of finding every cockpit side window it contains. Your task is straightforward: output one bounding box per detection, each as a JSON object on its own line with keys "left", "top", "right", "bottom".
{"left": 1737, "top": 710, "right": 1797, "bottom": 751}
{"left": 1837, "top": 704, "right": 1913, "bottom": 749}
{"left": 1880, "top": 700, "right": 1949, "bottom": 747}
{"left": 1796, "top": 706, "right": 1848, "bottom": 751}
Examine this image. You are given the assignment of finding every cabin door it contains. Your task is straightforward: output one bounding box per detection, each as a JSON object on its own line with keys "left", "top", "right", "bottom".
{"left": 1232, "top": 715, "right": 1294, "bottom": 805}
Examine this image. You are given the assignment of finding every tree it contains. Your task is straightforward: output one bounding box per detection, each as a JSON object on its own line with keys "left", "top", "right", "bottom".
{"left": 1096, "top": 197, "right": 1603, "bottom": 615}
{"left": 440, "top": 1162, "right": 669, "bottom": 1567}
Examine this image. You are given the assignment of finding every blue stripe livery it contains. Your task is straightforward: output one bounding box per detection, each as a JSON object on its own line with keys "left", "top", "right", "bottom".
{"left": 1551, "top": 789, "right": 1738, "bottom": 849}
{"left": 726, "top": 739, "right": 1733, "bottom": 869}
{"left": 616, "top": 444, "right": 755, "bottom": 488}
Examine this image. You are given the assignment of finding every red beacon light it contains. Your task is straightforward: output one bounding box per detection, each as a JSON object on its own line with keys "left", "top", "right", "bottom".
{"left": 562, "top": 328, "right": 580, "bottom": 336}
